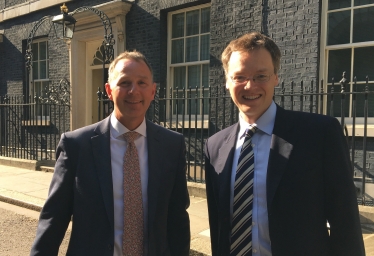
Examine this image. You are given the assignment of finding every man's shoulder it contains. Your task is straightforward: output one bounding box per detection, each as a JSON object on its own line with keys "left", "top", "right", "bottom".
{"left": 63, "top": 117, "right": 108, "bottom": 140}
{"left": 205, "top": 123, "right": 238, "bottom": 149}
{"left": 209, "top": 123, "right": 238, "bottom": 140}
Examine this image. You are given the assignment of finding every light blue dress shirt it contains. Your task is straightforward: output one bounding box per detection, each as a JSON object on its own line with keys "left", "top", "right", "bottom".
{"left": 109, "top": 115, "right": 149, "bottom": 256}
{"left": 230, "top": 101, "right": 276, "bottom": 255}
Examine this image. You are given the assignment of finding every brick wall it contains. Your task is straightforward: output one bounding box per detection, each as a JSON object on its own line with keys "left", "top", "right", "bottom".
{"left": 266, "top": 0, "right": 321, "bottom": 83}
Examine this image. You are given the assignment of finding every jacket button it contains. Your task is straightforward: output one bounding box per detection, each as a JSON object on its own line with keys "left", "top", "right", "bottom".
{"left": 108, "top": 244, "right": 112, "bottom": 250}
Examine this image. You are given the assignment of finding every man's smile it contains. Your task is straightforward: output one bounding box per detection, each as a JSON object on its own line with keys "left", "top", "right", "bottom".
{"left": 243, "top": 95, "right": 261, "bottom": 100}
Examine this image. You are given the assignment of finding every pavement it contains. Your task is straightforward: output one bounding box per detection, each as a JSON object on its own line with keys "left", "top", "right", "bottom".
{"left": 2, "top": 161, "right": 374, "bottom": 255}
{"left": 0, "top": 163, "right": 212, "bottom": 255}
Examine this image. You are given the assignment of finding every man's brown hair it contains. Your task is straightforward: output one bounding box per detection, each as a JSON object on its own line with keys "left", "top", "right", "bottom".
{"left": 221, "top": 32, "right": 281, "bottom": 75}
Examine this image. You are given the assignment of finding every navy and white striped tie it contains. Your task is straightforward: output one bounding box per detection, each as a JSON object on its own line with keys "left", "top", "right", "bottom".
{"left": 230, "top": 125, "right": 258, "bottom": 256}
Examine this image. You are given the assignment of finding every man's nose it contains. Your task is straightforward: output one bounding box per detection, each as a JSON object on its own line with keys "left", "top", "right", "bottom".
{"left": 244, "top": 79, "right": 254, "bottom": 89}
{"left": 128, "top": 83, "right": 138, "bottom": 93}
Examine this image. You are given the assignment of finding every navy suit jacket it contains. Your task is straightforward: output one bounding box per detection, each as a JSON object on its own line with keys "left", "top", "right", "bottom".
{"left": 205, "top": 105, "right": 365, "bottom": 256}
{"left": 31, "top": 116, "right": 190, "bottom": 256}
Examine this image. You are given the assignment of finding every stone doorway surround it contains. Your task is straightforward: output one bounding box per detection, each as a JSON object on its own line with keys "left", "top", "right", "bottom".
{"left": 68, "top": 1, "right": 133, "bottom": 130}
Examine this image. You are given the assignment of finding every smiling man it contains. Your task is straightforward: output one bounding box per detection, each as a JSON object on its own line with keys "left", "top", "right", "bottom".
{"left": 31, "top": 51, "right": 190, "bottom": 256}
{"left": 204, "top": 32, "right": 364, "bottom": 255}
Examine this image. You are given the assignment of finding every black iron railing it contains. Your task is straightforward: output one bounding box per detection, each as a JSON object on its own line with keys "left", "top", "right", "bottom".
{"left": 105, "top": 77, "right": 374, "bottom": 205}
{"left": 2, "top": 76, "right": 374, "bottom": 205}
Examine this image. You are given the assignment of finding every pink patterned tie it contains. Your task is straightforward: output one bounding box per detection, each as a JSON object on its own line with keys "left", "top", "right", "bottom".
{"left": 122, "top": 131, "right": 143, "bottom": 255}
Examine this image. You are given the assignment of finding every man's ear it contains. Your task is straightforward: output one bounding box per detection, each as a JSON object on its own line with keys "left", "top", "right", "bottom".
{"left": 105, "top": 83, "right": 112, "bottom": 100}
{"left": 151, "top": 82, "right": 156, "bottom": 100}
{"left": 274, "top": 74, "right": 279, "bottom": 87}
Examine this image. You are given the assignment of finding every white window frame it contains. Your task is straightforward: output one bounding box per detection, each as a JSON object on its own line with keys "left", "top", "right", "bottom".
{"left": 166, "top": 3, "right": 211, "bottom": 128}
{"left": 29, "top": 38, "right": 50, "bottom": 122}
{"left": 320, "top": 1, "right": 374, "bottom": 136}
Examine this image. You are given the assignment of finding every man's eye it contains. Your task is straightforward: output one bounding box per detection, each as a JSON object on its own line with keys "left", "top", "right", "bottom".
{"left": 255, "top": 74, "right": 268, "bottom": 81}
{"left": 233, "top": 76, "right": 247, "bottom": 83}
{"left": 120, "top": 81, "right": 131, "bottom": 86}
{"left": 138, "top": 81, "right": 148, "bottom": 87}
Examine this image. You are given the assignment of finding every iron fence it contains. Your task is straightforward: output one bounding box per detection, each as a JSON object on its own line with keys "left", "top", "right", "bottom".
{"left": 2, "top": 76, "right": 374, "bottom": 205}
{"left": 0, "top": 79, "right": 70, "bottom": 161}
{"left": 106, "top": 76, "right": 372, "bottom": 205}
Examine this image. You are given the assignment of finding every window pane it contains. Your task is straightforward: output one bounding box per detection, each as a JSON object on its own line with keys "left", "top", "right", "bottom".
{"left": 34, "top": 81, "right": 41, "bottom": 97}
{"left": 172, "top": 67, "right": 184, "bottom": 118}
{"left": 34, "top": 81, "right": 42, "bottom": 115}
{"left": 32, "top": 61, "right": 38, "bottom": 79}
{"left": 355, "top": 0, "right": 373, "bottom": 6}
{"left": 186, "top": 36, "right": 199, "bottom": 62}
{"left": 40, "top": 60, "right": 47, "bottom": 79}
{"left": 353, "top": 7, "right": 374, "bottom": 43}
{"left": 202, "top": 64, "right": 209, "bottom": 88}
{"left": 39, "top": 41, "right": 47, "bottom": 60}
{"left": 328, "top": 49, "right": 351, "bottom": 82}
{"left": 172, "top": 13, "right": 184, "bottom": 38}
{"left": 354, "top": 47, "right": 374, "bottom": 81}
{"left": 327, "top": 10, "right": 350, "bottom": 45}
{"left": 326, "top": 85, "right": 350, "bottom": 117}
{"left": 174, "top": 67, "right": 186, "bottom": 89}
{"left": 200, "top": 34, "right": 210, "bottom": 60}
{"left": 328, "top": 0, "right": 351, "bottom": 10}
{"left": 188, "top": 65, "right": 201, "bottom": 89}
{"left": 187, "top": 65, "right": 201, "bottom": 114}
{"left": 32, "top": 43, "right": 39, "bottom": 61}
{"left": 355, "top": 84, "right": 374, "bottom": 117}
{"left": 171, "top": 39, "right": 184, "bottom": 64}
{"left": 201, "top": 7, "right": 210, "bottom": 33}
{"left": 41, "top": 81, "right": 49, "bottom": 97}
{"left": 186, "top": 10, "right": 199, "bottom": 36}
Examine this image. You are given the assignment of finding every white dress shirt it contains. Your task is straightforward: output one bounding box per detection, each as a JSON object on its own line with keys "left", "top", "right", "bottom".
{"left": 230, "top": 101, "right": 276, "bottom": 255}
{"left": 109, "top": 114, "right": 149, "bottom": 256}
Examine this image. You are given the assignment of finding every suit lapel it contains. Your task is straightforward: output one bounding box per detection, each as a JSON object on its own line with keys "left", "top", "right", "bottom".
{"left": 91, "top": 116, "right": 114, "bottom": 230}
{"left": 218, "top": 124, "right": 239, "bottom": 217}
{"left": 146, "top": 121, "right": 163, "bottom": 227}
{"left": 267, "top": 106, "right": 294, "bottom": 212}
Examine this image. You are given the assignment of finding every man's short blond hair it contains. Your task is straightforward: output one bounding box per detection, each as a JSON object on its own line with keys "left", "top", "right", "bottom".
{"left": 108, "top": 50, "right": 153, "bottom": 83}
{"left": 221, "top": 32, "right": 281, "bottom": 75}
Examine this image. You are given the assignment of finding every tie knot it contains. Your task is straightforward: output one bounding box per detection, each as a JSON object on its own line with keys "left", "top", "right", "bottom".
{"left": 245, "top": 126, "right": 258, "bottom": 138}
{"left": 123, "top": 131, "right": 140, "bottom": 143}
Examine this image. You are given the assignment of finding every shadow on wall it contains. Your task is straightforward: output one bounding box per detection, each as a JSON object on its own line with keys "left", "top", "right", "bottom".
{"left": 0, "top": 35, "right": 24, "bottom": 95}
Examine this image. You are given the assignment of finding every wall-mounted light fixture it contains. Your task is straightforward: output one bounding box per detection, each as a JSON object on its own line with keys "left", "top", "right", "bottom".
{"left": 52, "top": 3, "right": 76, "bottom": 40}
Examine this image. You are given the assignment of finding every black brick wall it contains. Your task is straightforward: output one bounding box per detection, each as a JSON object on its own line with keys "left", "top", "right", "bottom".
{"left": 2, "top": 0, "right": 374, "bottom": 182}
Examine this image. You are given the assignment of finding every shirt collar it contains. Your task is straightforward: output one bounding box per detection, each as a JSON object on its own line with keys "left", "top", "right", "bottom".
{"left": 239, "top": 101, "right": 276, "bottom": 138}
{"left": 110, "top": 114, "right": 147, "bottom": 139}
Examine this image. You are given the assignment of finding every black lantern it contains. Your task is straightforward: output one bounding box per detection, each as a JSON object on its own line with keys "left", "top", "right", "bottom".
{"left": 52, "top": 3, "right": 76, "bottom": 40}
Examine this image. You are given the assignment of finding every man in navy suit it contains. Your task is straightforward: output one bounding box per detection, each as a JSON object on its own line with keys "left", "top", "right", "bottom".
{"left": 204, "top": 32, "right": 364, "bottom": 255}
{"left": 31, "top": 51, "right": 190, "bottom": 255}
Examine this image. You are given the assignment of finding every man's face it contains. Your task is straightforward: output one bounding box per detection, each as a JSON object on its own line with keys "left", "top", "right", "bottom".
{"left": 226, "top": 48, "right": 279, "bottom": 124}
{"left": 105, "top": 58, "right": 156, "bottom": 130}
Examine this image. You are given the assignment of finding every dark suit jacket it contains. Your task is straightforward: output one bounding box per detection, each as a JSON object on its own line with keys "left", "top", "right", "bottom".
{"left": 31, "top": 117, "right": 190, "bottom": 256}
{"left": 205, "top": 105, "right": 365, "bottom": 256}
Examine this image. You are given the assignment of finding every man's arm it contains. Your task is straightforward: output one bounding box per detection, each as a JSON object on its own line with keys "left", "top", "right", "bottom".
{"left": 167, "top": 136, "right": 190, "bottom": 256}
{"left": 204, "top": 138, "right": 220, "bottom": 256}
{"left": 30, "top": 134, "right": 75, "bottom": 256}
{"left": 323, "top": 117, "right": 365, "bottom": 255}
